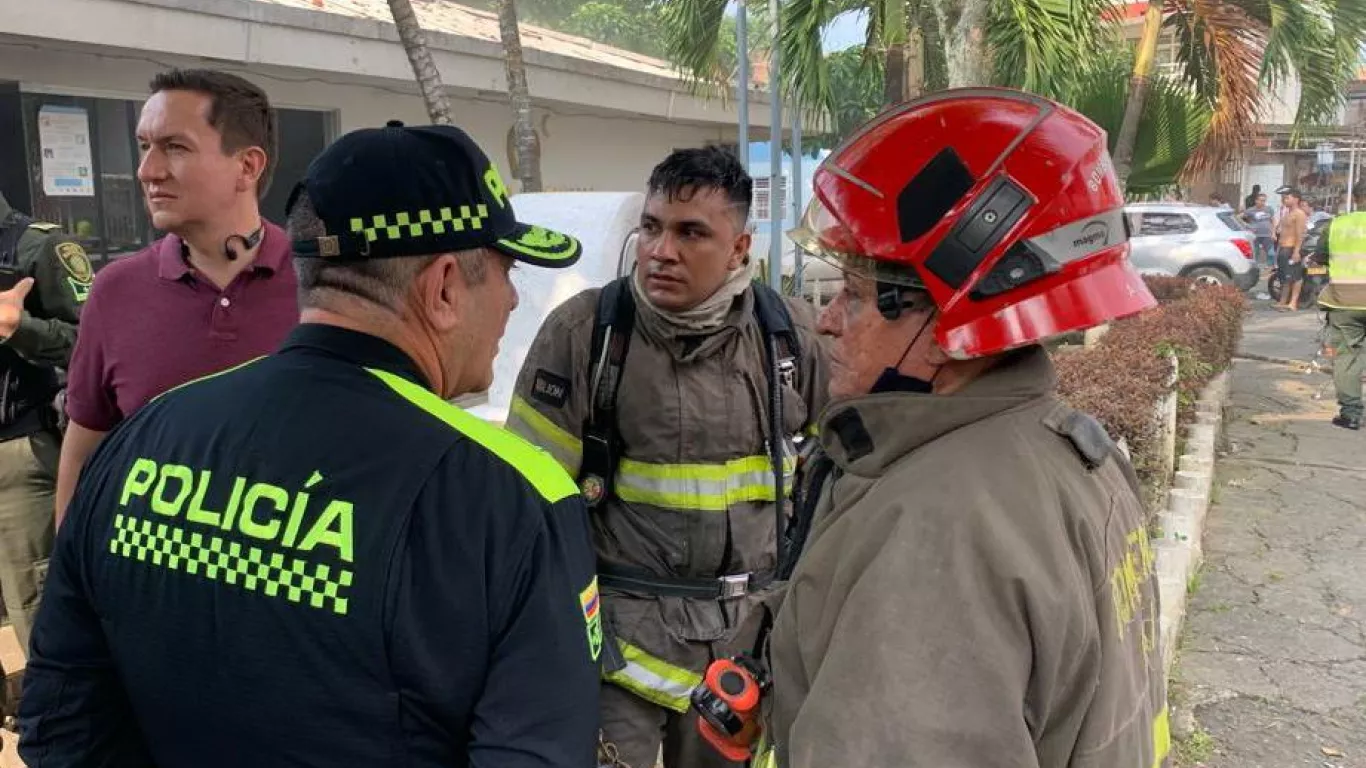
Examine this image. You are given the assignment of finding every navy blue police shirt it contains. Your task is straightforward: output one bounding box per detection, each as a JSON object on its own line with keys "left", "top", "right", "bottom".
{"left": 19, "top": 324, "right": 603, "bottom": 768}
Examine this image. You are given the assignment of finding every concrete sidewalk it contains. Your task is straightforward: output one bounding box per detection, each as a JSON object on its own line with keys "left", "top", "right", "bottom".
{"left": 1172, "top": 304, "right": 1366, "bottom": 767}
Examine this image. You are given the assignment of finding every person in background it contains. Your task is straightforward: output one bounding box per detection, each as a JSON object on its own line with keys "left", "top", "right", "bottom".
{"left": 55, "top": 68, "right": 298, "bottom": 526}
{"left": 1311, "top": 212, "right": 1366, "bottom": 430}
{"left": 1244, "top": 183, "right": 1263, "bottom": 212}
{"left": 1241, "top": 192, "right": 1276, "bottom": 269}
{"left": 1209, "top": 193, "right": 1233, "bottom": 212}
{"left": 0, "top": 191, "right": 89, "bottom": 673}
{"left": 1275, "top": 188, "right": 1310, "bottom": 311}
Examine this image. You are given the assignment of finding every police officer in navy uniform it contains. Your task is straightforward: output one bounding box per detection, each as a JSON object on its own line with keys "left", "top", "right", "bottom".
{"left": 18, "top": 121, "right": 601, "bottom": 767}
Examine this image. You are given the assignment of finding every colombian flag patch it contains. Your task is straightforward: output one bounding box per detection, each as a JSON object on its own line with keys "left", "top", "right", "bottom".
{"left": 580, "top": 577, "right": 602, "bottom": 662}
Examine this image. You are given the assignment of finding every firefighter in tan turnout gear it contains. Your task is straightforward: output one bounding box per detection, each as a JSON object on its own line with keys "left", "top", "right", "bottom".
{"left": 763, "top": 89, "right": 1171, "bottom": 768}
{"left": 508, "top": 147, "right": 829, "bottom": 768}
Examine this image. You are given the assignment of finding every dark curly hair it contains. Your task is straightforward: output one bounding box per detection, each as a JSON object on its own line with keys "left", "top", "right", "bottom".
{"left": 646, "top": 146, "right": 752, "bottom": 225}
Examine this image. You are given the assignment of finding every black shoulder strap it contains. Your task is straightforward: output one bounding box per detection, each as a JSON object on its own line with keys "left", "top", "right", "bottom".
{"left": 750, "top": 281, "right": 800, "bottom": 367}
{"left": 579, "top": 277, "right": 636, "bottom": 507}
{"left": 0, "top": 210, "right": 32, "bottom": 269}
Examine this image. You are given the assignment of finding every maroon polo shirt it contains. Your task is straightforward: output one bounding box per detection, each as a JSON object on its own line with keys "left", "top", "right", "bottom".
{"left": 65, "top": 221, "right": 300, "bottom": 432}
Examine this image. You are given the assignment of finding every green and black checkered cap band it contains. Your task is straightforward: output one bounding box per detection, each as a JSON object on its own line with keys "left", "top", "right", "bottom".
{"left": 108, "top": 513, "right": 353, "bottom": 616}
{"left": 287, "top": 121, "right": 581, "bottom": 268}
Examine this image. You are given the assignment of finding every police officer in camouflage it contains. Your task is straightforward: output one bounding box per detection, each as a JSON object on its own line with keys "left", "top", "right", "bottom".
{"left": 0, "top": 191, "right": 89, "bottom": 662}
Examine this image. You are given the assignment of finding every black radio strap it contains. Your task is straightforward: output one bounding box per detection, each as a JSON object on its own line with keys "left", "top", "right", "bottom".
{"left": 579, "top": 278, "right": 636, "bottom": 507}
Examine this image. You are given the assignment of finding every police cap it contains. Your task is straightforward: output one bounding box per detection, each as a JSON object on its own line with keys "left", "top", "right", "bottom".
{"left": 287, "top": 119, "right": 581, "bottom": 268}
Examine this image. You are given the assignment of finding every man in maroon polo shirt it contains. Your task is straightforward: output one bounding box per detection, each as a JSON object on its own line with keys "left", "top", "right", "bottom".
{"left": 55, "top": 68, "right": 298, "bottom": 527}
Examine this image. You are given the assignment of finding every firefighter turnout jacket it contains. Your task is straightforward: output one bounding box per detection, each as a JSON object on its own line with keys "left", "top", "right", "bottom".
{"left": 19, "top": 324, "right": 601, "bottom": 768}
{"left": 508, "top": 283, "right": 828, "bottom": 712}
{"left": 767, "top": 346, "right": 1169, "bottom": 768}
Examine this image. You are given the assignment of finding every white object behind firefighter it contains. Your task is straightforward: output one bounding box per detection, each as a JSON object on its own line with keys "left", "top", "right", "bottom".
{"left": 462, "top": 191, "right": 644, "bottom": 425}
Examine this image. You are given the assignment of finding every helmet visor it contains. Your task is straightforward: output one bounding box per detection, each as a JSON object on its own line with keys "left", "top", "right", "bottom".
{"left": 788, "top": 196, "right": 926, "bottom": 289}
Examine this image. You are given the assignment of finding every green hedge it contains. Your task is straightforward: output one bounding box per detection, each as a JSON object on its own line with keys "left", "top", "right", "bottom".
{"left": 1055, "top": 277, "right": 1247, "bottom": 507}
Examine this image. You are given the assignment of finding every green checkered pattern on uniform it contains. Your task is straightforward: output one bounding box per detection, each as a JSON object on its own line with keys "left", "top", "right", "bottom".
{"left": 108, "top": 514, "right": 354, "bottom": 616}
{"left": 350, "top": 207, "right": 490, "bottom": 243}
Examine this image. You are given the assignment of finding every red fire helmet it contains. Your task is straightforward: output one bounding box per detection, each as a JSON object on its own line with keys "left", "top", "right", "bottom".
{"left": 789, "top": 87, "right": 1157, "bottom": 359}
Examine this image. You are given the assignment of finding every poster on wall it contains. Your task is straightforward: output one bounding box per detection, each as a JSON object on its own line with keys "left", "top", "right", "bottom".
{"left": 38, "top": 104, "right": 95, "bottom": 197}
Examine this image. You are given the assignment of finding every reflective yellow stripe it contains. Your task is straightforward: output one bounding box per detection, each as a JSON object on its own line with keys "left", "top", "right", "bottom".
{"left": 1151, "top": 705, "right": 1170, "bottom": 768}
{"left": 753, "top": 733, "right": 778, "bottom": 768}
{"left": 616, "top": 455, "right": 797, "bottom": 512}
{"left": 368, "top": 371, "right": 578, "bottom": 504}
{"left": 148, "top": 356, "right": 267, "bottom": 404}
{"left": 507, "top": 392, "right": 799, "bottom": 511}
{"left": 603, "top": 640, "right": 702, "bottom": 712}
{"left": 506, "top": 395, "right": 583, "bottom": 475}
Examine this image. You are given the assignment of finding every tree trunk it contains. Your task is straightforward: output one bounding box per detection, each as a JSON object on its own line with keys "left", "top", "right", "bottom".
{"left": 1112, "top": 1, "right": 1164, "bottom": 191}
{"left": 498, "top": 0, "right": 543, "bottom": 193}
{"left": 933, "top": 0, "right": 990, "bottom": 87}
{"left": 386, "top": 0, "right": 452, "bottom": 125}
{"left": 883, "top": 43, "right": 907, "bottom": 106}
{"left": 881, "top": 27, "right": 925, "bottom": 105}
{"left": 881, "top": 0, "right": 910, "bottom": 105}
{"left": 905, "top": 26, "right": 925, "bottom": 100}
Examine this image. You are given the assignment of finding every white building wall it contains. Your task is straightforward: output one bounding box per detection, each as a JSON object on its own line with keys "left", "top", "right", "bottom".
{"left": 0, "top": 40, "right": 737, "bottom": 194}
{"left": 0, "top": 0, "right": 776, "bottom": 195}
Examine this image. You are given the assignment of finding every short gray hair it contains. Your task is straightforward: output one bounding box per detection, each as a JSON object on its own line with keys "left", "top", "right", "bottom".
{"left": 288, "top": 191, "right": 489, "bottom": 311}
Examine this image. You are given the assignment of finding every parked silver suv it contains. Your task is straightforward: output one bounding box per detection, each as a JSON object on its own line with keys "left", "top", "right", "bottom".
{"left": 1123, "top": 202, "right": 1259, "bottom": 291}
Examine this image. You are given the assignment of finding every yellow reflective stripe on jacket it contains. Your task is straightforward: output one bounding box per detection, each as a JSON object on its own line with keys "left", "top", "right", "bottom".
{"left": 507, "top": 395, "right": 583, "bottom": 474}
{"left": 507, "top": 395, "right": 799, "bottom": 512}
{"left": 752, "top": 732, "right": 778, "bottom": 768}
{"left": 603, "top": 640, "right": 703, "bottom": 712}
{"left": 369, "top": 372, "right": 578, "bottom": 504}
{"left": 616, "top": 455, "right": 797, "bottom": 512}
{"left": 1151, "top": 705, "right": 1171, "bottom": 768}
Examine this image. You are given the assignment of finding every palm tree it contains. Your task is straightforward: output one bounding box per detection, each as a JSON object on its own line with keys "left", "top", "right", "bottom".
{"left": 1113, "top": 0, "right": 1366, "bottom": 187}
{"left": 386, "top": 0, "right": 453, "bottom": 124}
{"left": 666, "top": 0, "right": 1121, "bottom": 137}
{"left": 497, "top": 0, "right": 544, "bottom": 192}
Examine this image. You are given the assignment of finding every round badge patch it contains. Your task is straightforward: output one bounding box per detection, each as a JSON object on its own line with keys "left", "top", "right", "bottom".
{"left": 580, "top": 474, "right": 606, "bottom": 505}
{"left": 55, "top": 242, "right": 93, "bottom": 284}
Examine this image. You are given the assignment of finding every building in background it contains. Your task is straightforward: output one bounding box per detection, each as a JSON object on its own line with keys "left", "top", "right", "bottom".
{"left": 1118, "top": 1, "right": 1366, "bottom": 213}
{"left": 0, "top": 0, "right": 777, "bottom": 269}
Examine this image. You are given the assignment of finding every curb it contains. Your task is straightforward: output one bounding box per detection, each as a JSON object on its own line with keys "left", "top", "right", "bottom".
{"left": 1153, "top": 370, "right": 1230, "bottom": 674}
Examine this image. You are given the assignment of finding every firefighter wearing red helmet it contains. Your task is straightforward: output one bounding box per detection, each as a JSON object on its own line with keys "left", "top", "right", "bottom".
{"left": 763, "top": 88, "right": 1170, "bottom": 767}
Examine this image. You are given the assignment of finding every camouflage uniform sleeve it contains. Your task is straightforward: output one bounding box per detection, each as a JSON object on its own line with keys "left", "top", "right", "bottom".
{"left": 503, "top": 293, "right": 595, "bottom": 477}
{"left": 4, "top": 232, "right": 90, "bottom": 368}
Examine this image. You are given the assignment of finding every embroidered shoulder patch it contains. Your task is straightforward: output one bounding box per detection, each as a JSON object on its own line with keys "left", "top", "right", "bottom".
{"left": 531, "top": 368, "right": 570, "bottom": 408}
{"left": 55, "top": 241, "right": 93, "bottom": 284}
{"left": 580, "top": 577, "right": 602, "bottom": 662}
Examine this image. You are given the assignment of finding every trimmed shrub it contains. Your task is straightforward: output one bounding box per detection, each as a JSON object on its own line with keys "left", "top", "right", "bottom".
{"left": 1055, "top": 279, "right": 1247, "bottom": 510}
{"left": 1141, "top": 275, "right": 1199, "bottom": 304}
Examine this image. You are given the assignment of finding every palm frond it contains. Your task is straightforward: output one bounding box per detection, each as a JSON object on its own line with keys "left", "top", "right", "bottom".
{"left": 988, "top": 0, "right": 1125, "bottom": 99}
{"left": 1166, "top": 0, "right": 1265, "bottom": 174}
{"left": 1061, "top": 47, "right": 1212, "bottom": 193}
{"left": 659, "top": 0, "right": 732, "bottom": 95}
{"left": 780, "top": 0, "right": 844, "bottom": 132}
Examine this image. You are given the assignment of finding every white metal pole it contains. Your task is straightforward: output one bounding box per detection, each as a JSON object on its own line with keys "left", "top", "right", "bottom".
{"left": 1349, "top": 141, "right": 1358, "bottom": 213}
{"left": 791, "top": 104, "right": 803, "bottom": 294}
{"left": 737, "top": 3, "right": 750, "bottom": 171}
{"left": 767, "top": 0, "right": 783, "bottom": 291}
